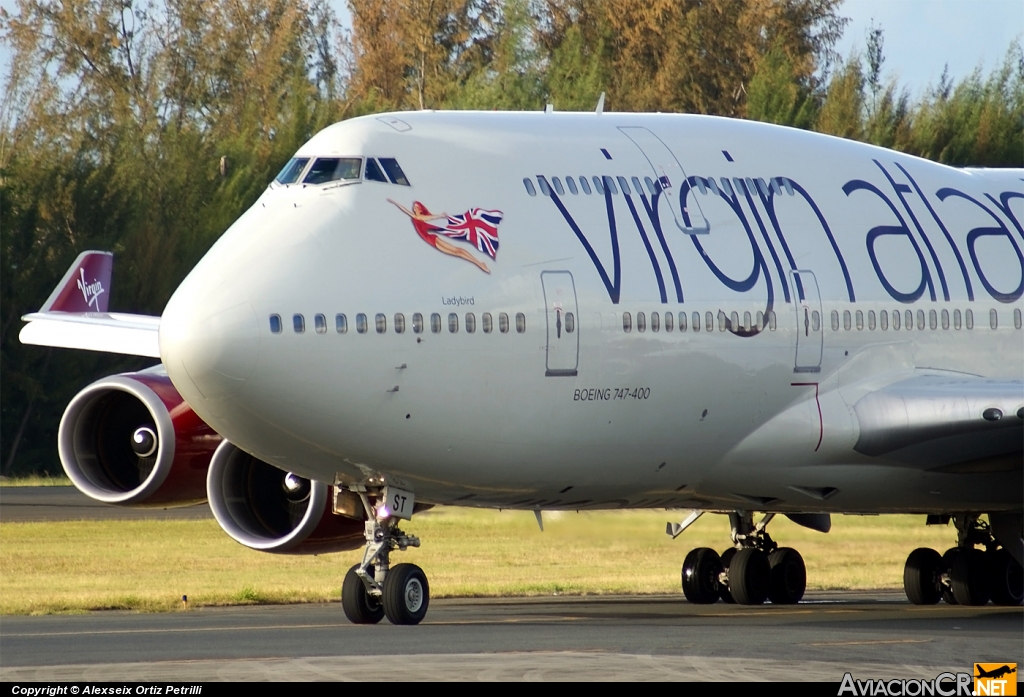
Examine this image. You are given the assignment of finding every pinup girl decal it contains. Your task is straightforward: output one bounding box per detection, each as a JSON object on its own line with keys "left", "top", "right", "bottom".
{"left": 389, "top": 199, "right": 503, "bottom": 274}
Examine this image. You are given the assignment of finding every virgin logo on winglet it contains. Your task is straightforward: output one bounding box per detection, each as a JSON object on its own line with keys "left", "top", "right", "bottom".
{"left": 39, "top": 250, "right": 113, "bottom": 313}
{"left": 77, "top": 268, "right": 105, "bottom": 310}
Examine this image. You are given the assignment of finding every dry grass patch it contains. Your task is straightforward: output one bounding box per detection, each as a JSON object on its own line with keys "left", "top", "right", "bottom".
{"left": 0, "top": 508, "right": 954, "bottom": 614}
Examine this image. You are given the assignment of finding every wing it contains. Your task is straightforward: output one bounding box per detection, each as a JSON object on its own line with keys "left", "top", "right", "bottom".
{"left": 18, "top": 251, "right": 161, "bottom": 358}
{"left": 852, "top": 374, "right": 1024, "bottom": 473}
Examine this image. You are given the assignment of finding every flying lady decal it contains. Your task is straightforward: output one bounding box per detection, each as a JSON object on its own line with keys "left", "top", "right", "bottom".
{"left": 390, "top": 199, "right": 503, "bottom": 274}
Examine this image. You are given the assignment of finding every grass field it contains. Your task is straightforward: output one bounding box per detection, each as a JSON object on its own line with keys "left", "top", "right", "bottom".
{"left": 0, "top": 507, "right": 957, "bottom": 615}
{"left": 0, "top": 474, "right": 72, "bottom": 487}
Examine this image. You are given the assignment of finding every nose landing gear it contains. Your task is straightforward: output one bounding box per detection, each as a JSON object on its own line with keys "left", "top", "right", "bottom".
{"left": 341, "top": 488, "right": 428, "bottom": 625}
{"left": 678, "top": 511, "right": 807, "bottom": 606}
{"left": 904, "top": 514, "right": 1023, "bottom": 606}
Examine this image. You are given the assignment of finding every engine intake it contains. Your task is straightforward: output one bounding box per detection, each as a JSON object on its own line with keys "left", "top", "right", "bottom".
{"left": 59, "top": 371, "right": 219, "bottom": 506}
{"left": 207, "top": 440, "right": 365, "bottom": 554}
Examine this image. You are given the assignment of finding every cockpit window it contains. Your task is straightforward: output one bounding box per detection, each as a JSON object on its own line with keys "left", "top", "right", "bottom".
{"left": 275, "top": 158, "right": 309, "bottom": 184}
{"left": 303, "top": 157, "right": 362, "bottom": 185}
{"left": 379, "top": 158, "right": 410, "bottom": 186}
{"left": 365, "top": 158, "right": 388, "bottom": 183}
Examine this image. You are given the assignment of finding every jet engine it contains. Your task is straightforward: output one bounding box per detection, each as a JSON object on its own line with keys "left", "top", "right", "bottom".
{"left": 58, "top": 369, "right": 220, "bottom": 506}
{"left": 207, "top": 440, "right": 365, "bottom": 554}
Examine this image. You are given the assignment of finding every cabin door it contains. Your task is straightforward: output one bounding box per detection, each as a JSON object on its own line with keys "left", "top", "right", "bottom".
{"left": 541, "top": 271, "right": 579, "bottom": 377}
{"left": 791, "top": 270, "right": 823, "bottom": 373}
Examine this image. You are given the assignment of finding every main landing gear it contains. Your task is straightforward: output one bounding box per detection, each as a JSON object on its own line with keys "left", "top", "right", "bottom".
{"left": 679, "top": 511, "right": 807, "bottom": 606}
{"left": 341, "top": 488, "right": 429, "bottom": 625}
{"left": 903, "top": 514, "right": 1023, "bottom": 606}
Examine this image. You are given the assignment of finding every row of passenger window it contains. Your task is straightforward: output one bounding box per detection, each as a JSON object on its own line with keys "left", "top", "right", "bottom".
{"left": 523, "top": 174, "right": 796, "bottom": 199}
{"left": 831, "top": 308, "right": 1022, "bottom": 331}
{"left": 622, "top": 310, "right": 778, "bottom": 333}
{"left": 269, "top": 312, "right": 527, "bottom": 335}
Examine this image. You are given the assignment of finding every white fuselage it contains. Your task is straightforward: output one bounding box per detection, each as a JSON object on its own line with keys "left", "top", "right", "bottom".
{"left": 158, "top": 111, "right": 1024, "bottom": 515}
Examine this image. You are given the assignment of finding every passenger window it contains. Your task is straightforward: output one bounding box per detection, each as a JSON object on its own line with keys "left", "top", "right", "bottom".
{"left": 691, "top": 312, "right": 700, "bottom": 332}
{"left": 413, "top": 313, "right": 423, "bottom": 333}
{"left": 708, "top": 178, "right": 720, "bottom": 195}
{"left": 730, "top": 311, "right": 739, "bottom": 330}
{"left": 651, "top": 312, "right": 659, "bottom": 332}
{"left": 941, "top": 309, "right": 949, "bottom": 330}
{"left": 843, "top": 310, "right": 851, "bottom": 331}
{"left": 756, "top": 311, "right": 763, "bottom": 329}
{"left": 880, "top": 310, "right": 888, "bottom": 330}
{"left": 357, "top": 313, "right": 368, "bottom": 334}
{"left": 552, "top": 177, "right": 565, "bottom": 195}
{"left": 1015, "top": 308, "right": 1021, "bottom": 329}
{"left": 665, "top": 311, "right": 674, "bottom": 331}
{"left": 603, "top": 176, "right": 618, "bottom": 195}
{"left": 303, "top": 157, "right": 361, "bottom": 185}
{"left": 768, "top": 311, "right": 777, "bottom": 331}
{"left": 990, "top": 308, "right": 998, "bottom": 329}
{"left": 770, "top": 178, "right": 782, "bottom": 196}
{"left": 756, "top": 178, "right": 769, "bottom": 197}
{"left": 831, "top": 310, "right": 839, "bottom": 331}
{"left": 892, "top": 310, "right": 900, "bottom": 330}
{"left": 622, "top": 312, "right": 632, "bottom": 332}
{"left": 855, "top": 310, "right": 863, "bottom": 331}
{"left": 482, "top": 312, "right": 493, "bottom": 333}
{"left": 465, "top": 313, "right": 476, "bottom": 333}
{"left": 868, "top": 310, "right": 876, "bottom": 330}
{"left": 617, "top": 176, "right": 631, "bottom": 195}
{"left": 579, "top": 177, "right": 592, "bottom": 195}
{"left": 274, "top": 157, "right": 309, "bottom": 185}
{"left": 592, "top": 176, "right": 605, "bottom": 195}
{"left": 631, "top": 177, "right": 644, "bottom": 196}
{"left": 394, "top": 313, "right": 405, "bottom": 334}
{"left": 565, "top": 312, "right": 575, "bottom": 333}
{"left": 719, "top": 178, "right": 734, "bottom": 197}
{"left": 679, "top": 312, "right": 688, "bottom": 332}
{"left": 916, "top": 310, "right": 925, "bottom": 330}
{"left": 375, "top": 313, "right": 387, "bottom": 333}
{"left": 269, "top": 314, "right": 282, "bottom": 333}
{"left": 431, "top": 313, "right": 441, "bottom": 333}
{"left": 705, "top": 311, "right": 713, "bottom": 332}
{"left": 365, "top": 158, "right": 388, "bottom": 182}
{"left": 538, "top": 176, "right": 552, "bottom": 196}
{"left": 718, "top": 311, "right": 727, "bottom": 332}
{"left": 694, "top": 178, "right": 707, "bottom": 195}
{"left": 812, "top": 311, "right": 820, "bottom": 332}
{"left": 782, "top": 178, "right": 794, "bottom": 196}
{"left": 293, "top": 314, "right": 305, "bottom": 333}
{"left": 905, "top": 310, "right": 914, "bottom": 330}
{"left": 336, "top": 314, "right": 348, "bottom": 333}
{"left": 448, "top": 313, "right": 459, "bottom": 333}
{"left": 743, "top": 311, "right": 752, "bottom": 331}
{"left": 966, "top": 309, "right": 974, "bottom": 329}
{"left": 566, "top": 177, "right": 578, "bottom": 195}
{"left": 516, "top": 312, "right": 526, "bottom": 333}
{"left": 523, "top": 178, "right": 537, "bottom": 196}
{"left": 314, "top": 313, "right": 327, "bottom": 334}
{"left": 499, "top": 312, "right": 510, "bottom": 333}
{"left": 637, "top": 311, "right": 646, "bottom": 332}
{"left": 378, "top": 158, "right": 410, "bottom": 185}
{"left": 645, "top": 177, "right": 658, "bottom": 195}
{"left": 953, "top": 309, "right": 961, "bottom": 329}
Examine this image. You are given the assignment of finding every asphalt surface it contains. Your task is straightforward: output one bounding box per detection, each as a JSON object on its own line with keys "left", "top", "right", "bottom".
{"left": 1, "top": 592, "right": 1021, "bottom": 681}
{"left": 0, "top": 486, "right": 211, "bottom": 521}
{"left": 2, "top": 487, "right": 1021, "bottom": 681}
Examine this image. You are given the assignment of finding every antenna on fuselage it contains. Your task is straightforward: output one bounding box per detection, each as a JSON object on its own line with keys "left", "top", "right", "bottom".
{"left": 595, "top": 92, "right": 605, "bottom": 115}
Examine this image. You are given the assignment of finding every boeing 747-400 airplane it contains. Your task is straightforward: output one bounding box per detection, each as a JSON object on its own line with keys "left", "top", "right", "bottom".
{"left": 20, "top": 108, "right": 1023, "bottom": 623}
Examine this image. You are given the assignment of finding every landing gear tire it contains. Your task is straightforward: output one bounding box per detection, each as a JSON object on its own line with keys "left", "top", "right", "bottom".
{"left": 951, "top": 547, "right": 991, "bottom": 606}
{"left": 989, "top": 548, "right": 1024, "bottom": 606}
{"left": 342, "top": 564, "right": 384, "bottom": 625}
{"left": 729, "top": 548, "right": 770, "bottom": 605}
{"left": 719, "top": 548, "right": 737, "bottom": 604}
{"left": 768, "top": 547, "right": 806, "bottom": 604}
{"left": 382, "top": 563, "right": 430, "bottom": 625}
{"left": 903, "top": 548, "right": 942, "bottom": 605}
{"left": 681, "top": 547, "right": 723, "bottom": 604}
{"left": 940, "top": 548, "right": 959, "bottom": 605}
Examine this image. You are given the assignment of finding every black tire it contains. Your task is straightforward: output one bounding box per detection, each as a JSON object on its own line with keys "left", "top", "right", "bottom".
{"left": 719, "top": 548, "right": 737, "bottom": 604}
{"left": 989, "top": 548, "right": 1024, "bottom": 606}
{"left": 940, "top": 548, "right": 959, "bottom": 605}
{"left": 951, "top": 547, "right": 991, "bottom": 606}
{"left": 729, "top": 548, "right": 770, "bottom": 605}
{"left": 768, "top": 547, "right": 806, "bottom": 604}
{"left": 681, "top": 547, "right": 723, "bottom": 604}
{"left": 903, "top": 547, "right": 942, "bottom": 605}
{"left": 342, "top": 564, "right": 384, "bottom": 625}
{"left": 382, "top": 563, "right": 430, "bottom": 625}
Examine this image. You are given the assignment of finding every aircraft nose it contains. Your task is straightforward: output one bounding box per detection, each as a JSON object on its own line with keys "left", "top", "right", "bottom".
{"left": 159, "top": 276, "right": 260, "bottom": 404}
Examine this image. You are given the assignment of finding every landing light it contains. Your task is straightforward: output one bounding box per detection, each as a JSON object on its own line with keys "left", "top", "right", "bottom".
{"left": 376, "top": 503, "right": 392, "bottom": 521}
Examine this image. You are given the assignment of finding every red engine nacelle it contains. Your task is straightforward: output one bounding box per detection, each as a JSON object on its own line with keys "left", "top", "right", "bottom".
{"left": 59, "top": 369, "right": 220, "bottom": 506}
{"left": 207, "top": 440, "right": 365, "bottom": 554}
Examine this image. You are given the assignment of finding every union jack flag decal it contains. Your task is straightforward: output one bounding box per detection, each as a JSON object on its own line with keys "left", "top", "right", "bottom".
{"left": 441, "top": 208, "right": 503, "bottom": 260}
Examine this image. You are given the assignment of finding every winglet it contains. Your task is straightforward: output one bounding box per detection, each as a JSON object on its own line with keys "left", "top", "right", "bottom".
{"left": 40, "top": 251, "right": 114, "bottom": 313}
